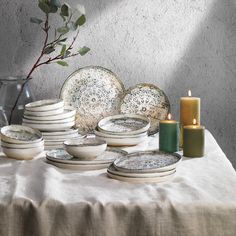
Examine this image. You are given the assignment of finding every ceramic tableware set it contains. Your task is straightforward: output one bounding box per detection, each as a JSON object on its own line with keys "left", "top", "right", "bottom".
{"left": 46, "top": 137, "right": 127, "bottom": 170}
{"left": 22, "top": 99, "right": 81, "bottom": 149}
{"left": 0, "top": 125, "right": 44, "bottom": 160}
{"left": 107, "top": 151, "right": 182, "bottom": 183}
{"left": 95, "top": 114, "right": 150, "bottom": 147}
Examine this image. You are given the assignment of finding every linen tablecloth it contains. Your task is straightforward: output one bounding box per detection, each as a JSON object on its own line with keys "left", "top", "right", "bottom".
{"left": 0, "top": 130, "right": 236, "bottom": 236}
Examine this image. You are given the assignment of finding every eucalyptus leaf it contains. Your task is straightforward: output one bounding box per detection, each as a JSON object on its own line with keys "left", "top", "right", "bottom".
{"left": 75, "top": 14, "right": 86, "bottom": 27}
{"left": 78, "top": 46, "right": 90, "bottom": 56}
{"left": 57, "top": 26, "right": 69, "bottom": 34}
{"left": 60, "top": 44, "right": 67, "bottom": 57}
{"left": 38, "top": 1, "right": 51, "bottom": 14}
{"left": 43, "top": 46, "right": 55, "bottom": 54}
{"left": 50, "top": 0, "right": 61, "bottom": 7}
{"left": 30, "top": 17, "right": 43, "bottom": 24}
{"left": 57, "top": 60, "right": 68, "bottom": 66}
{"left": 60, "top": 3, "right": 69, "bottom": 17}
{"left": 58, "top": 38, "right": 67, "bottom": 43}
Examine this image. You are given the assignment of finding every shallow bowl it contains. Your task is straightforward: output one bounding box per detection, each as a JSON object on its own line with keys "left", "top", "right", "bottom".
{"left": 2, "top": 145, "right": 44, "bottom": 160}
{"left": 24, "top": 107, "right": 64, "bottom": 117}
{"left": 1, "top": 139, "right": 44, "bottom": 149}
{"left": 64, "top": 138, "right": 107, "bottom": 160}
{"left": 25, "top": 99, "right": 64, "bottom": 112}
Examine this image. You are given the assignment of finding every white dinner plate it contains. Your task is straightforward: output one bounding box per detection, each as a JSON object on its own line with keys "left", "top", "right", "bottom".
{"left": 42, "top": 129, "right": 79, "bottom": 136}
{"left": 23, "top": 116, "right": 75, "bottom": 124}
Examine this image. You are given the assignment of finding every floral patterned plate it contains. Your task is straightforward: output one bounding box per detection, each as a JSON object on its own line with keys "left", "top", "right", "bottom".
{"left": 60, "top": 66, "right": 125, "bottom": 133}
{"left": 120, "top": 83, "right": 170, "bottom": 134}
{"left": 113, "top": 151, "right": 182, "bottom": 173}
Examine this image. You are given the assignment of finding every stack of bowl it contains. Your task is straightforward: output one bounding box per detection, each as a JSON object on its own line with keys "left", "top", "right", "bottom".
{"left": 22, "top": 99, "right": 80, "bottom": 149}
{"left": 95, "top": 114, "right": 150, "bottom": 146}
{"left": 0, "top": 125, "right": 44, "bottom": 160}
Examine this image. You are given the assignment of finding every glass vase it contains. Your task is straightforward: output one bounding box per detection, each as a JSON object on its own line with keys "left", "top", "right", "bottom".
{"left": 0, "top": 76, "right": 35, "bottom": 124}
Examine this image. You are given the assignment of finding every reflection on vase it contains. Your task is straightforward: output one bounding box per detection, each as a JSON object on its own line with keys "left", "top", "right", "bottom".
{"left": 0, "top": 76, "right": 35, "bottom": 124}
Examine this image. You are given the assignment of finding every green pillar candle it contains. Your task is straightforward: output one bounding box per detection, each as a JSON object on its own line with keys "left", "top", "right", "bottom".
{"left": 159, "top": 115, "right": 179, "bottom": 153}
{"left": 183, "top": 122, "right": 205, "bottom": 157}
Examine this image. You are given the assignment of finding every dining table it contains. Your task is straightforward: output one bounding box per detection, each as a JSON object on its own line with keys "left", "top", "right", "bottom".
{"left": 0, "top": 130, "right": 236, "bottom": 236}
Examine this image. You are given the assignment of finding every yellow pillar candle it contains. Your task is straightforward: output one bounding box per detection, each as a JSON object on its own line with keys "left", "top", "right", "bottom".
{"left": 180, "top": 90, "right": 201, "bottom": 147}
{"left": 183, "top": 119, "right": 205, "bottom": 157}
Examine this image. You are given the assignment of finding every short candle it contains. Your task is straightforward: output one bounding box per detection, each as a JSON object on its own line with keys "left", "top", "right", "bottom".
{"left": 159, "top": 113, "right": 179, "bottom": 153}
{"left": 183, "top": 118, "right": 205, "bottom": 157}
{"left": 180, "top": 90, "right": 201, "bottom": 147}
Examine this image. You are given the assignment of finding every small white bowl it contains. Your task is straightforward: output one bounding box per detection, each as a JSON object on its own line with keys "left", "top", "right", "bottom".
{"left": 25, "top": 99, "right": 64, "bottom": 112}
{"left": 2, "top": 146, "right": 44, "bottom": 160}
{"left": 24, "top": 107, "right": 64, "bottom": 117}
{"left": 1, "top": 139, "right": 44, "bottom": 149}
{"left": 0, "top": 125, "right": 42, "bottom": 144}
{"left": 64, "top": 138, "right": 107, "bottom": 160}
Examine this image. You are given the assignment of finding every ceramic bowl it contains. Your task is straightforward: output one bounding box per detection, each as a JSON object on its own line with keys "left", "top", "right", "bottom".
{"left": 23, "top": 108, "right": 76, "bottom": 121}
{"left": 22, "top": 121, "right": 75, "bottom": 131}
{"left": 24, "top": 107, "right": 64, "bottom": 117}
{"left": 1, "top": 139, "right": 44, "bottom": 149}
{"left": 22, "top": 116, "right": 75, "bottom": 124}
{"left": 64, "top": 138, "right": 107, "bottom": 160}
{"left": 43, "top": 133, "right": 86, "bottom": 141}
{"left": 25, "top": 99, "right": 64, "bottom": 112}
{"left": 2, "top": 145, "right": 44, "bottom": 160}
{"left": 0, "top": 125, "right": 42, "bottom": 144}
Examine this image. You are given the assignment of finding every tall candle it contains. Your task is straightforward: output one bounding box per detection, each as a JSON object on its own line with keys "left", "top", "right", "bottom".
{"left": 159, "top": 113, "right": 179, "bottom": 153}
{"left": 180, "top": 90, "right": 200, "bottom": 147}
{"left": 183, "top": 119, "right": 205, "bottom": 157}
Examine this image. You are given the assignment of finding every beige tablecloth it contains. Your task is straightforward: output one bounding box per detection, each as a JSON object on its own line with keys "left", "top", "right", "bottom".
{"left": 0, "top": 130, "right": 236, "bottom": 236}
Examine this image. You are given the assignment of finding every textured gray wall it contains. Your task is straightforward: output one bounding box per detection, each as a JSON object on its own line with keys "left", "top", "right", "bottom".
{"left": 1, "top": 0, "right": 236, "bottom": 167}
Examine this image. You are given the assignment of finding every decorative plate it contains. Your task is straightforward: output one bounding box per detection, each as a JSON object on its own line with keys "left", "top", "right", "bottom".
{"left": 107, "top": 164, "right": 176, "bottom": 178}
{"left": 97, "top": 114, "right": 150, "bottom": 135}
{"left": 120, "top": 83, "right": 170, "bottom": 134}
{"left": 46, "top": 148, "right": 127, "bottom": 165}
{"left": 113, "top": 151, "right": 182, "bottom": 173}
{"left": 60, "top": 66, "right": 125, "bottom": 133}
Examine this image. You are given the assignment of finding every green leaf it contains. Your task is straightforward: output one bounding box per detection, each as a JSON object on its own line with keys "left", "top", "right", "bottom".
{"left": 60, "top": 3, "right": 69, "bottom": 17}
{"left": 43, "top": 46, "right": 55, "bottom": 54}
{"left": 38, "top": 1, "right": 51, "bottom": 14}
{"left": 57, "top": 26, "right": 69, "bottom": 34}
{"left": 75, "top": 14, "right": 86, "bottom": 27}
{"left": 56, "top": 60, "right": 68, "bottom": 66}
{"left": 30, "top": 17, "right": 43, "bottom": 24}
{"left": 78, "top": 46, "right": 90, "bottom": 56}
{"left": 60, "top": 44, "right": 67, "bottom": 57}
{"left": 58, "top": 37, "right": 67, "bottom": 42}
{"left": 50, "top": 0, "right": 61, "bottom": 7}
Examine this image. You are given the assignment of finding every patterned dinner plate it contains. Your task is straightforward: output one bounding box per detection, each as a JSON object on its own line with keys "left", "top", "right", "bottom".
{"left": 113, "top": 151, "right": 182, "bottom": 173}
{"left": 46, "top": 148, "right": 127, "bottom": 165}
{"left": 120, "top": 83, "right": 170, "bottom": 134}
{"left": 60, "top": 66, "right": 125, "bottom": 133}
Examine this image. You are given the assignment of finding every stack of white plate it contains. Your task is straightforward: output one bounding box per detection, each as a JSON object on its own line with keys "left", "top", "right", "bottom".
{"left": 95, "top": 114, "right": 150, "bottom": 146}
{"left": 0, "top": 125, "right": 44, "bottom": 160}
{"left": 22, "top": 99, "right": 81, "bottom": 150}
{"left": 107, "top": 151, "right": 182, "bottom": 183}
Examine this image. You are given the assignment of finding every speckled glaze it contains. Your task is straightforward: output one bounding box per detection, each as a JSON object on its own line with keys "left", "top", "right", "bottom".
{"left": 113, "top": 151, "right": 182, "bottom": 173}
{"left": 60, "top": 66, "right": 125, "bottom": 132}
{"left": 120, "top": 83, "right": 170, "bottom": 134}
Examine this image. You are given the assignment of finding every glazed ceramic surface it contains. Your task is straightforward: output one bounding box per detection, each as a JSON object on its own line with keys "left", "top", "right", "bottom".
{"left": 113, "top": 151, "right": 182, "bottom": 173}
{"left": 60, "top": 66, "right": 125, "bottom": 133}
{"left": 96, "top": 134, "right": 147, "bottom": 147}
{"left": 63, "top": 138, "right": 107, "bottom": 160}
{"left": 46, "top": 148, "right": 127, "bottom": 165}
{"left": 24, "top": 107, "right": 64, "bottom": 117}
{"left": 23, "top": 108, "right": 76, "bottom": 121}
{"left": 42, "top": 129, "right": 79, "bottom": 136}
{"left": 0, "top": 125, "right": 42, "bottom": 144}
{"left": 23, "top": 116, "right": 75, "bottom": 124}
{"left": 25, "top": 99, "right": 64, "bottom": 112}
{"left": 120, "top": 83, "right": 170, "bottom": 134}
{"left": 1, "top": 139, "right": 44, "bottom": 149}
{"left": 97, "top": 114, "right": 150, "bottom": 135}
{"left": 107, "top": 170, "right": 175, "bottom": 183}
{"left": 107, "top": 164, "right": 176, "bottom": 178}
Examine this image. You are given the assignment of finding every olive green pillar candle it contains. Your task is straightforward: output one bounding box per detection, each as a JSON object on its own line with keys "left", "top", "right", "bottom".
{"left": 159, "top": 118, "right": 179, "bottom": 153}
{"left": 183, "top": 124, "right": 205, "bottom": 157}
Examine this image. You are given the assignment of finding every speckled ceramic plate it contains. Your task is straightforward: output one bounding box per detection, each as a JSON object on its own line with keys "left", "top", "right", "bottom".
{"left": 60, "top": 66, "right": 125, "bottom": 133}
{"left": 120, "top": 83, "right": 170, "bottom": 134}
{"left": 113, "top": 151, "right": 182, "bottom": 173}
{"left": 97, "top": 114, "right": 150, "bottom": 135}
{"left": 46, "top": 148, "right": 127, "bottom": 165}
{"left": 107, "top": 164, "right": 176, "bottom": 178}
